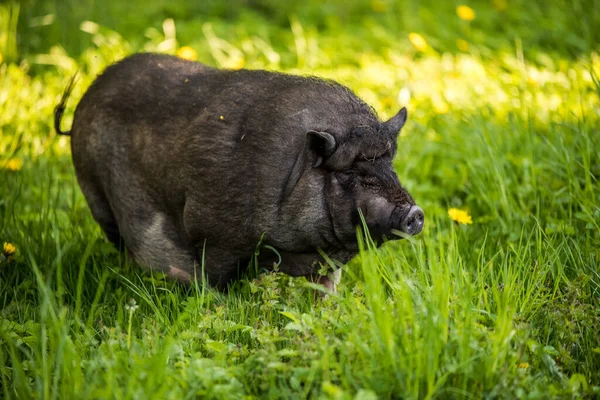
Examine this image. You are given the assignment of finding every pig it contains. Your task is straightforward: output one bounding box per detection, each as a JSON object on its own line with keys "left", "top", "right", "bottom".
{"left": 54, "top": 53, "right": 424, "bottom": 290}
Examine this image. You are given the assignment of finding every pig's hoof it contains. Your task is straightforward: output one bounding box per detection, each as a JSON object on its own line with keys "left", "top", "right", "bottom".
{"left": 311, "top": 269, "right": 343, "bottom": 297}
{"left": 167, "top": 266, "right": 192, "bottom": 284}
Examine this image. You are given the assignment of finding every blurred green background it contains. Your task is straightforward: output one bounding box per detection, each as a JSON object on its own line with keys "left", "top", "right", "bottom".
{"left": 1, "top": 1, "right": 600, "bottom": 398}
{"left": 7, "top": 0, "right": 600, "bottom": 66}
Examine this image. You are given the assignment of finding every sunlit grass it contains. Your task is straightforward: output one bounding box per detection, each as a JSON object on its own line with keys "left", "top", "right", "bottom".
{"left": 1, "top": 1, "right": 600, "bottom": 398}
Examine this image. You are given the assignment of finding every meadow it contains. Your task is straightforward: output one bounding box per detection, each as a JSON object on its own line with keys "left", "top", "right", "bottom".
{"left": 1, "top": 0, "right": 599, "bottom": 398}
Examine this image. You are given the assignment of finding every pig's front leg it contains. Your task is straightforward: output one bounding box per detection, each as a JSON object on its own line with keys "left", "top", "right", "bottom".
{"left": 194, "top": 245, "right": 246, "bottom": 290}
{"left": 310, "top": 269, "right": 342, "bottom": 293}
{"left": 268, "top": 251, "right": 344, "bottom": 293}
{"left": 183, "top": 200, "right": 248, "bottom": 289}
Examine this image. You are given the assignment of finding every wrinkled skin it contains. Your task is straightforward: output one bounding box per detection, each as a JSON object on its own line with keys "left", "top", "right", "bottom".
{"left": 57, "top": 53, "right": 423, "bottom": 290}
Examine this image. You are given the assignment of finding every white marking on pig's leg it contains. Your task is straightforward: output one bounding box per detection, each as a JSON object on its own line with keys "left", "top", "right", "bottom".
{"left": 143, "top": 213, "right": 166, "bottom": 245}
{"left": 137, "top": 213, "right": 174, "bottom": 267}
{"left": 134, "top": 212, "right": 195, "bottom": 281}
{"left": 328, "top": 268, "right": 342, "bottom": 289}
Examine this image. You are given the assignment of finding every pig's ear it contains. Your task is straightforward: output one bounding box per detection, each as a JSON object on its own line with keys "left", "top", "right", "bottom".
{"left": 283, "top": 131, "right": 336, "bottom": 199}
{"left": 382, "top": 107, "right": 407, "bottom": 136}
{"left": 308, "top": 130, "right": 336, "bottom": 168}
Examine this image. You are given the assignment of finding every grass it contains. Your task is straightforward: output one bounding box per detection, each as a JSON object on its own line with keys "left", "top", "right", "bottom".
{"left": 1, "top": 0, "right": 600, "bottom": 398}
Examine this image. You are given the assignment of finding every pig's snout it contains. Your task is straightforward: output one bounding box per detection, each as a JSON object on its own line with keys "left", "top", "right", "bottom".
{"left": 365, "top": 199, "right": 424, "bottom": 239}
{"left": 398, "top": 205, "right": 424, "bottom": 236}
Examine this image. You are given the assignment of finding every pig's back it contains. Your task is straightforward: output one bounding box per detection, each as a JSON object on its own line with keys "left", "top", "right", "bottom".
{"left": 69, "top": 53, "right": 371, "bottom": 244}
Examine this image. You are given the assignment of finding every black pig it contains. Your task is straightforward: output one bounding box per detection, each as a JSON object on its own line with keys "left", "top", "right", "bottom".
{"left": 54, "top": 53, "right": 424, "bottom": 290}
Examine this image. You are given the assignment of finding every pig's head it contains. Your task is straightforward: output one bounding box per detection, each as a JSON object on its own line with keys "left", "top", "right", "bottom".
{"left": 309, "top": 107, "right": 423, "bottom": 247}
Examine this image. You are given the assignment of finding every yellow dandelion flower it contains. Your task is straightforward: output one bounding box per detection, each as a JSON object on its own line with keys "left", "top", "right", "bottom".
{"left": 518, "top": 362, "right": 529, "bottom": 369}
{"left": 433, "top": 101, "right": 449, "bottom": 114}
{"left": 408, "top": 33, "right": 428, "bottom": 52}
{"left": 3, "top": 242, "right": 16, "bottom": 256}
{"left": 177, "top": 46, "right": 198, "bottom": 61}
{"left": 381, "top": 96, "right": 394, "bottom": 108}
{"left": 4, "top": 158, "right": 23, "bottom": 171}
{"left": 457, "top": 5, "right": 476, "bottom": 21}
{"left": 227, "top": 57, "right": 245, "bottom": 70}
{"left": 448, "top": 208, "right": 473, "bottom": 224}
{"left": 527, "top": 76, "right": 539, "bottom": 87}
{"left": 219, "top": 115, "right": 224, "bottom": 121}
{"left": 456, "top": 39, "right": 470, "bottom": 52}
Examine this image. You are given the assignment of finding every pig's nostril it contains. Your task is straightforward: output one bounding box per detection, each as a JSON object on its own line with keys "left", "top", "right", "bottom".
{"left": 400, "top": 205, "right": 424, "bottom": 236}
{"left": 416, "top": 210, "right": 424, "bottom": 223}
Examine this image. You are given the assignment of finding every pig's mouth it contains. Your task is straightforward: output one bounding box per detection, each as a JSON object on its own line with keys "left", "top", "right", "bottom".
{"left": 365, "top": 205, "right": 424, "bottom": 243}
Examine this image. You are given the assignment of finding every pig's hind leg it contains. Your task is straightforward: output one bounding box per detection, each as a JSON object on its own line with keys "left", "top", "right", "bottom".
{"left": 78, "top": 180, "right": 193, "bottom": 284}
{"left": 122, "top": 211, "right": 199, "bottom": 284}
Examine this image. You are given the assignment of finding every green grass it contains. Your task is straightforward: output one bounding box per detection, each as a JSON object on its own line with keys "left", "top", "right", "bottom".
{"left": 1, "top": 0, "right": 600, "bottom": 398}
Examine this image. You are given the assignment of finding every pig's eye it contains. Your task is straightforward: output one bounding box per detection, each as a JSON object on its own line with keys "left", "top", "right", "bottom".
{"left": 335, "top": 171, "right": 354, "bottom": 187}
{"left": 362, "top": 155, "right": 377, "bottom": 163}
